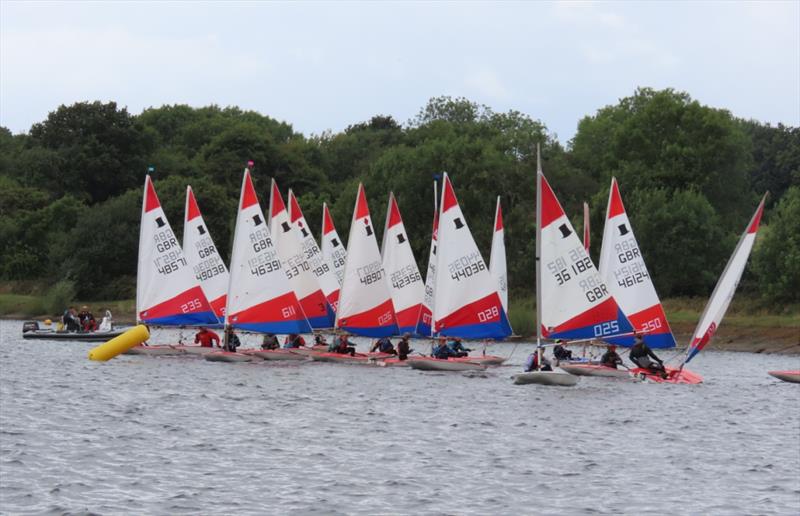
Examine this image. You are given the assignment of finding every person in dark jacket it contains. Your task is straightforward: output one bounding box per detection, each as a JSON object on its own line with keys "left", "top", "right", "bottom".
{"left": 335, "top": 334, "right": 356, "bottom": 356}
{"left": 600, "top": 345, "right": 623, "bottom": 369}
{"left": 223, "top": 327, "right": 241, "bottom": 352}
{"left": 447, "top": 337, "right": 471, "bottom": 357}
{"left": 552, "top": 340, "right": 573, "bottom": 361}
{"left": 370, "top": 337, "right": 396, "bottom": 355}
{"left": 62, "top": 307, "right": 80, "bottom": 332}
{"left": 433, "top": 338, "right": 458, "bottom": 359}
{"left": 261, "top": 333, "right": 279, "bottom": 350}
{"left": 397, "top": 333, "right": 412, "bottom": 360}
{"left": 629, "top": 335, "right": 667, "bottom": 378}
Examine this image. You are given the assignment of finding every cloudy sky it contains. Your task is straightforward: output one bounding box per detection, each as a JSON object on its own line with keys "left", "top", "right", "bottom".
{"left": 1, "top": 1, "right": 798, "bottom": 143}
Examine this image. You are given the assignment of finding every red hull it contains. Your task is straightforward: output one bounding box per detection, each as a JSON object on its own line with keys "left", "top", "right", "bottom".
{"left": 630, "top": 366, "right": 703, "bottom": 384}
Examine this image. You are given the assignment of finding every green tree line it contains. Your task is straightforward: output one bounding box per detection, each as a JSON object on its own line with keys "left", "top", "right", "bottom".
{"left": 0, "top": 88, "right": 797, "bottom": 307}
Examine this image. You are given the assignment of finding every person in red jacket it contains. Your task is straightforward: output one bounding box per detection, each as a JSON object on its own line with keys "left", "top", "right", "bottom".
{"left": 195, "top": 327, "right": 220, "bottom": 348}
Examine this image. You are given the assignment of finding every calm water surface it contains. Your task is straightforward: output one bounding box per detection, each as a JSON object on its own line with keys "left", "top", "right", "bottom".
{"left": 1, "top": 320, "right": 799, "bottom": 515}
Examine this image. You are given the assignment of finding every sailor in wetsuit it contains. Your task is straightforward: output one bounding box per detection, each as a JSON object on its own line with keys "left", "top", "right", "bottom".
{"left": 223, "top": 327, "right": 241, "bottom": 352}
{"left": 261, "top": 333, "right": 279, "bottom": 350}
{"left": 195, "top": 327, "right": 221, "bottom": 348}
{"left": 283, "top": 333, "right": 306, "bottom": 349}
{"left": 370, "top": 337, "right": 397, "bottom": 355}
{"left": 600, "top": 345, "right": 623, "bottom": 369}
{"left": 552, "top": 339, "right": 574, "bottom": 363}
{"left": 335, "top": 334, "right": 357, "bottom": 356}
{"left": 524, "top": 348, "right": 552, "bottom": 372}
{"left": 447, "top": 337, "right": 471, "bottom": 358}
{"left": 397, "top": 333, "right": 413, "bottom": 360}
{"left": 629, "top": 335, "right": 667, "bottom": 378}
{"left": 432, "top": 337, "right": 458, "bottom": 359}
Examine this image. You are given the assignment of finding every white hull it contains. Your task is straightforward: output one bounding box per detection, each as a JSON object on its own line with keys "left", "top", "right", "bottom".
{"left": 407, "top": 358, "right": 487, "bottom": 372}
{"left": 769, "top": 371, "right": 800, "bottom": 384}
{"left": 309, "top": 353, "right": 372, "bottom": 364}
{"left": 454, "top": 355, "right": 506, "bottom": 366}
{"left": 250, "top": 349, "right": 308, "bottom": 361}
{"left": 512, "top": 370, "right": 579, "bottom": 386}
{"left": 560, "top": 364, "right": 630, "bottom": 379}
{"left": 204, "top": 351, "right": 253, "bottom": 363}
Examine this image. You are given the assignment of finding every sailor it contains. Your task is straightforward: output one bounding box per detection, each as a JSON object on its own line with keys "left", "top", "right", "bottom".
{"left": 223, "top": 327, "right": 241, "bottom": 352}
{"left": 261, "top": 333, "right": 279, "bottom": 350}
{"left": 62, "top": 306, "right": 80, "bottom": 332}
{"left": 552, "top": 339, "right": 574, "bottom": 362}
{"left": 432, "top": 337, "right": 458, "bottom": 359}
{"left": 370, "top": 336, "right": 397, "bottom": 355}
{"left": 98, "top": 309, "right": 113, "bottom": 332}
{"left": 524, "top": 348, "right": 552, "bottom": 372}
{"left": 313, "top": 333, "right": 328, "bottom": 347}
{"left": 600, "top": 345, "right": 623, "bottom": 369}
{"left": 629, "top": 334, "right": 667, "bottom": 378}
{"left": 397, "top": 333, "right": 413, "bottom": 360}
{"left": 283, "top": 333, "right": 306, "bottom": 348}
{"left": 447, "top": 337, "right": 471, "bottom": 357}
{"left": 335, "top": 334, "right": 356, "bottom": 356}
{"left": 195, "top": 326, "right": 221, "bottom": 348}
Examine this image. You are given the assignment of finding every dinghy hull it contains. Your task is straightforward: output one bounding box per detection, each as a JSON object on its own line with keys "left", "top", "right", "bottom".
{"left": 451, "top": 355, "right": 506, "bottom": 366}
{"left": 125, "top": 345, "right": 184, "bottom": 356}
{"left": 560, "top": 364, "right": 630, "bottom": 379}
{"left": 512, "top": 370, "right": 579, "bottom": 386}
{"left": 172, "top": 345, "right": 215, "bottom": 355}
{"left": 310, "top": 352, "right": 373, "bottom": 364}
{"left": 630, "top": 367, "right": 703, "bottom": 384}
{"left": 768, "top": 370, "right": 800, "bottom": 384}
{"left": 204, "top": 351, "right": 253, "bottom": 363}
{"left": 249, "top": 349, "right": 308, "bottom": 361}
{"left": 407, "top": 357, "right": 487, "bottom": 371}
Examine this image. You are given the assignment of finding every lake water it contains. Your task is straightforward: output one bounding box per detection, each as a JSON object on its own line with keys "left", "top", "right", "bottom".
{"left": 1, "top": 320, "right": 799, "bottom": 515}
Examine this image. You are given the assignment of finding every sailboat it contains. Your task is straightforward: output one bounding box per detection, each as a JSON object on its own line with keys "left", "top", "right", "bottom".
{"left": 489, "top": 196, "right": 509, "bottom": 313}
{"left": 408, "top": 173, "right": 511, "bottom": 372}
{"left": 513, "top": 149, "right": 632, "bottom": 386}
{"left": 560, "top": 178, "right": 676, "bottom": 378}
{"left": 287, "top": 190, "right": 341, "bottom": 312}
{"left": 633, "top": 195, "right": 767, "bottom": 383}
{"left": 414, "top": 182, "right": 438, "bottom": 338}
{"left": 269, "top": 180, "right": 335, "bottom": 329}
{"left": 132, "top": 174, "right": 218, "bottom": 356}
{"left": 206, "top": 165, "right": 312, "bottom": 362}
{"left": 182, "top": 185, "right": 229, "bottom": 322}
{"left": 321, "top": 202, "right": 347, "bottom": 286}
{"left": 335, "top": 183, "right": 399, "bottom": 337}
{"left": 381, "top": 192, "right": 425, "bottom": 335}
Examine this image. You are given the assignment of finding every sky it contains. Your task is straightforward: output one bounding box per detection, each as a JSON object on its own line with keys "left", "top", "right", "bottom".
{"left": 1, "top": 1, "right": 798, "bottom": 144}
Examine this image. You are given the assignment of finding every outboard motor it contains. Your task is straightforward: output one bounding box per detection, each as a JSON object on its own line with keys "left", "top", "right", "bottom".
{"left": 22, "top": 321, "right": 40, "bottom": 333}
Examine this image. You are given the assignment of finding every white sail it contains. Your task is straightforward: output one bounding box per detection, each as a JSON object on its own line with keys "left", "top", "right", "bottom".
{"left": 598, "top": 178, "right": 675, "bottom": 348}
{"left": 287, "top": 190, "right": 341, "bottom": 311}
{"left": 381, "top": 192, "right": 425, "bottom": 335}
{"left": 684, "top": 195, "right": 767, "bottom": 363}
{"left": 225, "top": 168, "right": 310, "bottom": 334}
{"left": 136, "top": 175, "right": 216, "bottom": 326}
{"left": 268, "top": 180, "right": 334, "bottom": 328}
{"left": 415, "top": 182, "right": 438, "bottom": 337}
{"left": 433, "top": 173, "right": 511, "bottom": 339}
{"left": 336, "top": 184, "right": 399, "bottom": 337}
{"left": 489, "top": 196, "right": 509, "bottom": 312}
{"left": 183, "top": 185, "right": 229, "bottom": 321}
{"left": 321, "top": 202, "right": 347, "bottom": 286}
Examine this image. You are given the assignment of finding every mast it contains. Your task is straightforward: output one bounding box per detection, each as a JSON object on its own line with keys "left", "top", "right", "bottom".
{"left": 535, "top": 144, "right": 542, "bottom": 350}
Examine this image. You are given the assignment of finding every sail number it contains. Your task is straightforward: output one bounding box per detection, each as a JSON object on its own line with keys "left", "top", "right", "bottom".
{"left": 391, "top": 264, "right": 422, "bottom": 289}
{"left": 250, "top": 229, "right": 273, "bottom": 252}
{"left": 358, "top": 262, "right": 384, "bottom": 286}
{"left": 281, "top": 305, "right": 296, "bottom": 319}
{"left": 641, "top": 318, "right": 662, "bottom": 333}
{"left": 593, "top": 321, "right": 619, "bottom": 337}
{"left": 477, "top": 306, "right": 499, "bottom": 322}
{"left": 180, "top": 298, "right": 203, "bottom": 313}
{"left": 448, "top": 252, "right": 486, "bottom": 282}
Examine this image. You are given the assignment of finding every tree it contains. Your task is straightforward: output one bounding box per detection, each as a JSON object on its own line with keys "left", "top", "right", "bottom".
{"left": 26, "top": 101, "right": 154, "bottom": 203}
{"left": 752, "top": 187, "right": 800, "bottom": 305}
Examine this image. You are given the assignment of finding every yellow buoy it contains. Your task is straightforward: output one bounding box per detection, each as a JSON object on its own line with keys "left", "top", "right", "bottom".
{"left": 88, "top": 325, "right": 150, "bottom": 361}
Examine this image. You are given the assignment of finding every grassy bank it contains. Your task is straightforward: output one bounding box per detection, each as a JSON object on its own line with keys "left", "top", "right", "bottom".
{"left": 2, "top": 288, "right": 797, "bottom": 333}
